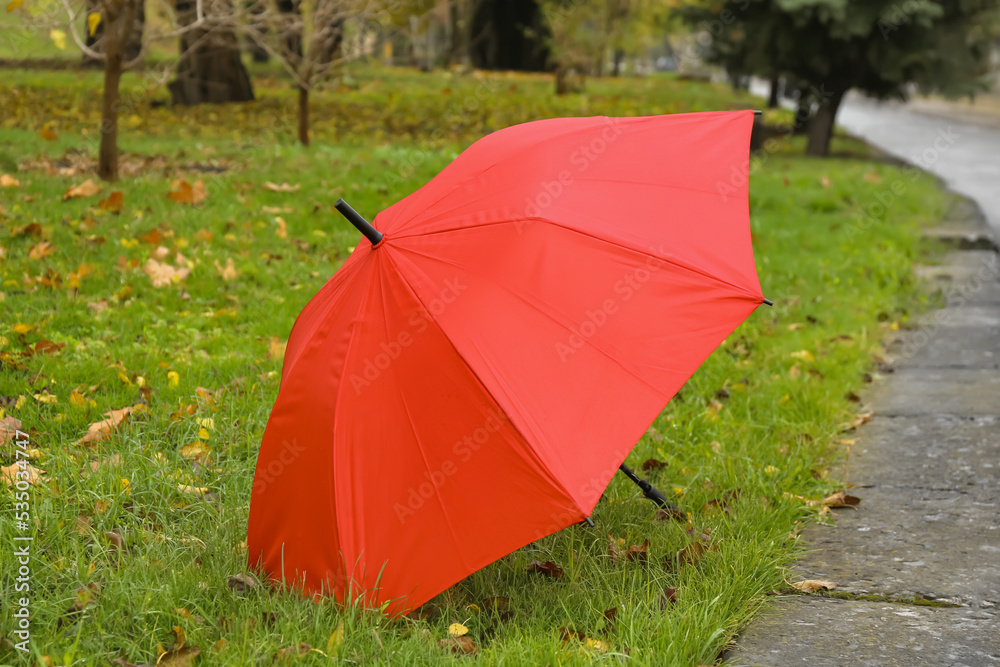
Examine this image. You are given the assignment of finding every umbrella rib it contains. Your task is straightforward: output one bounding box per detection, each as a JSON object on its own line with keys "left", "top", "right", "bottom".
{"left": 326, "top": 252, "right": 383, "bottom": 582}
{"left": 374, "top": 258, "right": 477, "bottom": 572}
{"left": 394, "top": 218, "right": 761, "bottom": 302}
{"left": 382, "top": 248, "right": 589, "bottom": 517}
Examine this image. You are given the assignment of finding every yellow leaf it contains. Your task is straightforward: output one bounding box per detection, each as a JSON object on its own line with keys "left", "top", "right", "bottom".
{"left": 196, "top": 418, "right": 214, "bottom": 430}
{"left": 70, "top": 390, "right": 87, "bottom": 407}
{"left": 177, "top": 483, "right": 211, "bottom": 496}
{"left": 584, "top": 638, "right": 609, "bottom": 652}
{"left": 326, "top": 622, "right": 344, "bottom": 652}
{"left": 448, "top": 623, "right": 469, "bottom": 637}
{"left": 7, "top": 0, "right": 25, "bottom": 12}
{"left": 120, "top": 478, "right": 130, "bottom": 493}
{"left": 197, "top": 427, "right": 210, "bottom": 440}
{"left": 268, "top": 337, "right": 287, "bottom": 359}
{"left": 87, "top": 11, "right": 101, "bottom": 35}
{"left": 179, "top": 441, "right": 208, "bottom": 462}
{"left": 33, "top": 393, "right": 58, "bottom": 404}
{"left": 275, "top": 216, "right": 288, "bottom": 239}
{"left": 15, "top": 395, "right": 26, "bottom": 410}
{"left": 49, "top": 29, "right": 67, "bottom": 50}
{"left": 263, "top": 181, "right": 300, "bottom": 192}
{"left": 790, "top": 350, "right": 815, "bottom": 363}
{"left": 13, "top": 322, "right": 31, "bottom": 334}
{"left": 167, "top": 371, "right": 180, "bottom": 387}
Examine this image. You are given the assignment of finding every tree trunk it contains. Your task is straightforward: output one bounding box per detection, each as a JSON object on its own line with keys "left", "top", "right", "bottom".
{"left": 97, "top": 0, "right": 139, "bottom": 181}
{"left": 98, "top": 45, "right": 123, "bottom": 181}
{"left": 297, "top": 86, "right": 309, "bottom": 146}
{"left": 806, "top": 89, "right": 846, "bottom": 157}
{"left": 611, "top": 49, "right": 624, "bottom": 77}
{"left": 470, "top": 0, "right": 548, "bottom": 71}
{"left": 792, "top": 93, "right": 811, "bottom": 135}
{"left": 84, "top": 0, "right": 145, "bottom": 67}
{"left": 767, "top": 75, "right": 780, "bottom": 108}
{"left": 169, "top": 0, "right": 255, "bottom": 105}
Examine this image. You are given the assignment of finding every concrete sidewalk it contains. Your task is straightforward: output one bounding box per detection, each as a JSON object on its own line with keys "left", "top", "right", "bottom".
{"left": 727, "top": 201, "right": 1000, "bottom": 666}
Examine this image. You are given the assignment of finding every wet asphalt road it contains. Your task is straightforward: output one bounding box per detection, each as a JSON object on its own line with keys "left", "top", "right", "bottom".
{"left": 837, "top": 94, "right": 1000, "bottom": 232}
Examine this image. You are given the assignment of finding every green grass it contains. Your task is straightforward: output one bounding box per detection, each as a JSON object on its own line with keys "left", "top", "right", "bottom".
{"left": 0, "top": 65, "right": 944, "bottom": 666}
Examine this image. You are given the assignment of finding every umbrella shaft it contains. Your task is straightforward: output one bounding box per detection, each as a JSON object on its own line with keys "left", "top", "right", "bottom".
{"left": 335, "top": 198, "right": 383, "bottom": 246}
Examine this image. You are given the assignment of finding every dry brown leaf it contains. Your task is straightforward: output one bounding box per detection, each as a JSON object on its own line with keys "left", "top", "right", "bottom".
{"left": 167, "top": 179, "right": 207, "bottom": 205}
{"left": 791, "top": 579, "right": 837, "bottom": 593}
{"left": 64, "top": 179, "right": 101, "bottom": 200}
{"left": 660, "top": 586, "right": 678, "bottom": 607}
{"left": 526, "top": 560, "right": 563, "bottom": 578}
{"left": 98, "top": 191, "right": 124, "bottom": 214}
{"left": 28, "top": 241, "right": 54, "bottom": 260}
{"left": 143, "top": 258, "right": 191, "bottom": 288}
{"left": 86, "top": 453, "right": 122, "bottom": 474}
{"left": 78, "top": 406, "right": 134, "bottom": 445}
{"left": 2, "top": 461, "right": 44, "bottom": 487}
{"left": 0, "top": 174, "right": 20, "bottom": 188}
{"left": 262, "top": 205, "right": 293, "bottom": 214}
{"left": 263, "top": 181, "right": 300, "bottom": 192}
{"left": 157, "top": 646, "right": 200, "bottom": 667}
{"left": 227, "top": 573, "right": 259, "bottom": 594}
{"left": 822, "top": 490, "right": 861, "bottom": 508}
{"left": 214, "top": 258, "right": 238, "bottom": 281}
{"left": 654, "top": 507, "right": 687, "bottom": 523}
{"left": 438, "top": 636, "right": 477, "bottom": 655}
{"left": 0, "top": 415, "right": 23, "bottom": 446}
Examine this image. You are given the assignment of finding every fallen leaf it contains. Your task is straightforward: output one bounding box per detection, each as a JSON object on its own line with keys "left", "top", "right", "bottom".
{"left": 39, "top": 126, "right": 58, "bottom": 141}
{"left": 86, "top": 453, "right": 121, "bottom": 474}
{"left": 326, "top": 621, "right": 344, "bottom": 652}
{"left": 262, "top": 205, "right": 293, "bottom": 214}
{"left": 526, "top": 560, "right": 563, "bottom": 578}
{"left": 263, "top": 181, "right": 300, "bottom": 192}
{"left": 58, "top": 583, "right": 100, "bottom": 627}
{"left": 0, "top": 174, "right": 20, "bottom": 187}
{"left": 167, "top": 179, "right": 207, "bottom": 205}
{"left": 227, "top": 573, "right": 259, "bottom": 594}
{"left": 275, "top": 216, "right": 288, "bottom": 239}
{"left": 448, "top": 622, "right": 468, "bottom": 637}
{"left": 654, "top": 508, "right": 686, "bottom": 523}
{"left": 214, "top": 257, "right": 238, "bottom": 281}
{"left": 106, "top": 529, "right": 125, "bottom": 552}
{"left": 659, "top": 586, "right": 678, "bottom": 607}
{"left": 438, "top": 636, "right": 477, "bottom": 655}
{"left": 863, "top": 170, "right": 882, "bottom": 184}
{"left": 641, "top": 458, "right": 667, "bottom": 472}
{"left": 268, "top": 337, "right": 286, "bottom": 359}
{"left": 0, "top": 415, "right": 22, "bottom": 445}
{"left": 2, "top": 461, "right": 44, "bottom": 487}
{"left": 143, "top": 257, "right": 191, "bottom": 288}
{"left": 609, "top": 536, "right": 649, "bottom": 563}
{"left": 177, "top": 483, "right": 212, "bottom": 497}
{"left": 78, "top": 406, "right": 134, "bottom": 444}
{"left": 274, "top": 643, "right": 310, "bottom": 660}
{"left": 821, "top": 490, "right": 861, "bottom": 508}
{"left": 819, "top": 176, "right": 831, "bottom": 188}
{"left": 64, "top": 179, "right": 101, "bottom": 200}
{"left": 88, "top": 299, "right": 110, "bottom": 314}
{"left": 157, "top": 646, "right": 199, "bottom": 667}
{"left": 99, "top": 191, "right": 124, "bottom": 214}
{"left": 790, "top": 349, "right": 815, "bottom": 363}
{"left": 791, "top": 579, "right": 837, "bottom": 593}
{"left": 178, "top": 441, "right": 209, "bottom": 463}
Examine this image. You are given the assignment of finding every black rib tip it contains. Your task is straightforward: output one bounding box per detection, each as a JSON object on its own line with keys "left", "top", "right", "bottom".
{"left": 763, "top": 298, "right": 774, "bottom": 306}
{"left": 334, "top": 198, "right": 383, "bottom": 246}
{"left": 753, "top": 109, "right": 762, "bottom": 116}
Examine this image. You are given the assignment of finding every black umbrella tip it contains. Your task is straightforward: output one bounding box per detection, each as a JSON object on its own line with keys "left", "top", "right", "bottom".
{"left": 753, "top": 109, "right": 762, "bottom": 116}
{"left": 763, "top": 298, "right": 773, "bottom": 306}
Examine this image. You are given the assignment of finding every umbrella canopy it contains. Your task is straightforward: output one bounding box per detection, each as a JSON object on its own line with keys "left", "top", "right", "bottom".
{"left": 247, "top": 110, "right": 765, "bottom": 614}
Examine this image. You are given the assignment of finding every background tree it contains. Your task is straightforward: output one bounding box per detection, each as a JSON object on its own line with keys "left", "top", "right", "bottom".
{"left": 469, "top": 0, "right": 549, "bottom": 70}
{"left": 684, "top": 0, "right": 1000, "bottom": 157}
{"left": 168, "top": 0, "right": 255, "bottom": 104}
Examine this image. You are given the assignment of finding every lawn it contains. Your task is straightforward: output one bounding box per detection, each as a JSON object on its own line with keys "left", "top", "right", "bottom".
{"left": 0, "top": 65, "right": 945, "bottom": 665}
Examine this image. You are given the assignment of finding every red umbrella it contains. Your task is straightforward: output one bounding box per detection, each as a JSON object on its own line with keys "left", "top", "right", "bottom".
{"left": 248, "top": 110, "right": 768, "bottom": 614}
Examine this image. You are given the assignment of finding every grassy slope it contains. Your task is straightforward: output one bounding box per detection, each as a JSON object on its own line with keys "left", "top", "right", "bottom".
{"left": 0, "top": 66, "right": 944, "bottom": 666}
